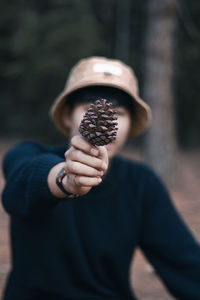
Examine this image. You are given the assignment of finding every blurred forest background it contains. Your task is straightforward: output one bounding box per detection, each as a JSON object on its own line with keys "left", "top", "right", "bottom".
{"left": 0, "top": 0, "right": 200, "bottom": 178}
{"left": 0, "top": 0, "right": 200, "bottom": 175}
{"left": 1, "top": 1, "right": 200, "bottom": 299}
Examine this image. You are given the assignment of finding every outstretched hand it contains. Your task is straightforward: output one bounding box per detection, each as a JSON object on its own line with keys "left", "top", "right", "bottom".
{"left": 62, "top": 135, "right": 108, "bottom": 196}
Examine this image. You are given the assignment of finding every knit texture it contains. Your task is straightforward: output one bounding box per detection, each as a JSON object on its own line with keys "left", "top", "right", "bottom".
{"left": 2, "top": 142, "right": 200, "bottom": 300}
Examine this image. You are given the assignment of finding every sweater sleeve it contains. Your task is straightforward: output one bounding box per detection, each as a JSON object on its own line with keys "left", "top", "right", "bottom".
{"left": 139, "top": 168, "right": 200, "bottom": 300}
{"left": 2, "top": 141, "right": 65, "bottom": 217}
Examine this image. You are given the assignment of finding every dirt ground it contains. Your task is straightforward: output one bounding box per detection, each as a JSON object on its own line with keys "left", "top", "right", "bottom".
{"left": 0, "top": 139, "right": 200, "bottom": 300}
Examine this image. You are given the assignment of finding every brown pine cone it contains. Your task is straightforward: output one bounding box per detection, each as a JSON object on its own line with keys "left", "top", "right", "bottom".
{"left": 79, "top": 99, "right": 118, "bottom": 146}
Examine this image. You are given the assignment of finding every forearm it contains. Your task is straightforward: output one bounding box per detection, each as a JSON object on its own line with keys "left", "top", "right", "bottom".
{"left": 2, "top": 142, "right": 64, "bottom": 217}
{"left": 2, "top": 137, "right": 108, "bottom": 217}
{"left": 47, "top": 162, "right": 67, "bottom": 198}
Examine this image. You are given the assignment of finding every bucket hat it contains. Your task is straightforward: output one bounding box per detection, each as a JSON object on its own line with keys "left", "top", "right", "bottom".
{"left": 50, "top": 56, "right": 151, "bottom": 138}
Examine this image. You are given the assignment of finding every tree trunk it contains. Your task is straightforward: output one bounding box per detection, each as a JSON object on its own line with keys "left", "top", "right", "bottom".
{"left": 114, "top": 0, "right": 131, "bottom": 63}
{"left": 143, "top": 0, "right": 178, "bottom": 178}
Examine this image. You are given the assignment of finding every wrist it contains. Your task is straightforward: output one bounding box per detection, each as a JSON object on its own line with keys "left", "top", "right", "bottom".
{"left": 56, "top": 167, "right": 79, "bottom": 199}
{"left": 47, "top": 162, "right": 66, "bottom": 198}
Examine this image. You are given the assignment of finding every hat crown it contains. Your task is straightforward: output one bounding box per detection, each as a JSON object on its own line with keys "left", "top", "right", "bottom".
{"left": 65, "top": 57, "right": 139, "bottom": 96}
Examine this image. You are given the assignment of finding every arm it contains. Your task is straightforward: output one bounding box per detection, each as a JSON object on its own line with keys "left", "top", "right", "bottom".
{"left": 2, "top": 138, "right": 108, "bottom": 217}
{"left": 139, "top": 170, "right": 200, "bottom": 300}
{"left": 2, "top": 142, "right": 64, "bottom": 217}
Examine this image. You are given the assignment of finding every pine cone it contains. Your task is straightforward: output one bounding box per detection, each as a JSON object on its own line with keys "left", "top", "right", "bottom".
{"left": 79, "top": 99, "right": 118, "bottom": 146}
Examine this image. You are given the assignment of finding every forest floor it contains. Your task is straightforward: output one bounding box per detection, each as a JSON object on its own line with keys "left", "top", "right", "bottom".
{"left": 0, "top": 139, "right": 200, "bottom": 300}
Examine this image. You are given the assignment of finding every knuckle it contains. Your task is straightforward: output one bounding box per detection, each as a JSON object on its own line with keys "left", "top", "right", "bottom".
{"left": 70, "top": 136, "right": 77, "bottom": 147}
{"left": 72, "top": 150, "right": 81, "bottom": 161}
{"left": 71, "top": 162, "right": 79, "bottom": 174}
{"left": 97, "top": 159, "right": 103, "bottom": 169}
{"left": 64, "top": 162, "right": 69, "bottom": 174}
{"left": 64, "top": 149, "right": 70, "bottom": 159}
{"left": 75, "top": 176, "right": 82, "bottom": 186}
{"left": 65, "top": 149, "right": 80, "bottom": 164}
{"left": 65, "top": 160, "right": 73, "bottom": 173}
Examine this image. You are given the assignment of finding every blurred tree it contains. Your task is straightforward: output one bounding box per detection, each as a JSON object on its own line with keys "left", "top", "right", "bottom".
{"left": 0, "top": 0, "right": 19, "bottom": 132}
{"left": 90, "top": 0, "right": 115, "bottom": 56}
{"left": 175, "top": 0, "right": 200, "bottom": 148}
{"left": 143, "top": 0, "right": 178, "bottom": 177}
{"left": 0, "top": 0, "right": 100, "bottom": 142}
{"left": 114, "top": 0, "right": 131, "bottom": 63}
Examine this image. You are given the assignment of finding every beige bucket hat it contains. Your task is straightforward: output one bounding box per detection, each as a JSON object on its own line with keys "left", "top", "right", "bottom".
{"left": 51, "top": 56, "right": 151, "bottom": 138}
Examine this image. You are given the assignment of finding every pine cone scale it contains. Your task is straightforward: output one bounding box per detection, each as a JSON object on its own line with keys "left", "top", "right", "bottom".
{"left": 79, "top": 99, "right": 118, "bottom": 146}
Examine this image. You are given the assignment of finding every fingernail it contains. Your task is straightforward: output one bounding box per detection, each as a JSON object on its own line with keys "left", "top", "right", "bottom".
{"left": 90, "top": 148, "right": 98, "bottom": 156}
{"left": 101, "top": 161, "right": 107, "bottom": 170}
{"left": 98, "top": 177, "right": 102, "bottom": 183}
{"left": 98, "top": 170, "right": 104, "bottom": 177}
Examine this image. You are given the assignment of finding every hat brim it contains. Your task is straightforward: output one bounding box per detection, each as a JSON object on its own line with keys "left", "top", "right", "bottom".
{"left": 50, "top": 82, "right": 151, "bottom": 138}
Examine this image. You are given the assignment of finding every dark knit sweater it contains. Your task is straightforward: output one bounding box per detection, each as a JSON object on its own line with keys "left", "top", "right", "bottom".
{"left": 2, "top": 142, "right": 200, "bottom": 300}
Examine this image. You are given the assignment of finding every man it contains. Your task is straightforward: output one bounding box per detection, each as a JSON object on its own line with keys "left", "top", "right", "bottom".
{"left": 2, "top": 57, "right": 200, "bottom": 300}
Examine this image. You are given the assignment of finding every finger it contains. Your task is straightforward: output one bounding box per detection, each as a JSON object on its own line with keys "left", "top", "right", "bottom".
{"left": 65, "top": 147, "right": 107, "bottom": 171}
{"left": 70, "top": 135, "right": 99, "bottom": 157}
{"left": 98, "top": 146, "right": 109, "bottom": 169}
{"left": 64, "top": 174, "right": 92, "bottom": 196}
{"left": 65, "top": 161, "right": 104, "bottom": 177}
{"left": 74, "top": 175, "right": 102, "bottom": 187}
